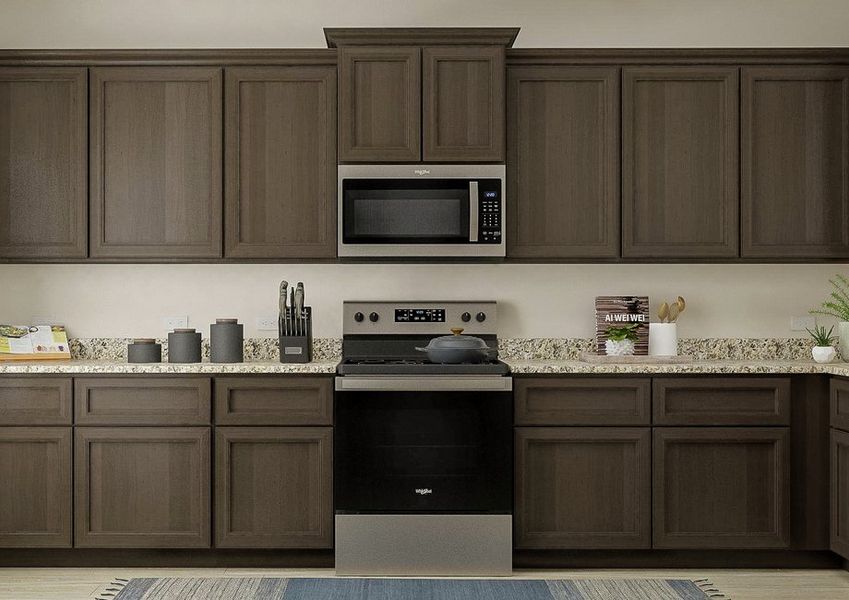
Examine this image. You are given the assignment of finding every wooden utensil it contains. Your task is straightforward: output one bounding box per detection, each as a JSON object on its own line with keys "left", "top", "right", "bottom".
{"left": 676, "top": 296, "right": 686, "bottom": 314}
{"left": 658, "top": 302, "right": 669, "bottom": 323}
{"left": 668, "top": 303, "right": 680, "bottom": 322}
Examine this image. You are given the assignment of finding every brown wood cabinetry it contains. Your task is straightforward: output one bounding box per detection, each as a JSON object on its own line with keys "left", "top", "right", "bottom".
{"left": 215, "top": 426, "right": 332, "bottom": 548}
{"left": 622, "top": 67, "right": 739, "bottom": 258}
{"left": 514, "top": 377, "right": 649, "bottom": 426}
{"left": 832, "top": 427, "right": 849, "bottom": 559}
{"left": 742, "top": 67, "right": 849, "bottom": 258}
{"left": 74, "top": 426, "right": 211, "bottom": 548}
{"left": 0, "top": 427, "right": 71, "bottom": 547}
{"left": 0, "top": 67, "right": 87, "bottom": 259}
{"left": 338, "top": 47, "right": 421, "bottom": 162}
{"left": 214, "top": 377, "right": 332, "bottom": 426}
{"left": 224, "top": 66, "right": 337, "bottom": 258}
{"left": 422, "top": 46, "right": 504, "bottom": 162}
{"left": 0, "top": 377, "right": 72, "bottom": 425}
{"left": 653, "top": 427, "right": 790, "bottom": 549}
{"left": 506, "top": 66, "right": 619, "bottom": 258}
{"left": 515, "top": 427, "right": 651, "bottom": 549}
{"left": 89, "top": 67, "right": 222, "bottom": 258}
{"left": 832, "top": 378, "right": 849, "bottom": 432}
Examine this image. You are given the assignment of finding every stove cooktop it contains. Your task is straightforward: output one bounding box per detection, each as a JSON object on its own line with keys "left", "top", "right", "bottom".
{"left": 336, "top": 357, "right": 511, "bottom": 376}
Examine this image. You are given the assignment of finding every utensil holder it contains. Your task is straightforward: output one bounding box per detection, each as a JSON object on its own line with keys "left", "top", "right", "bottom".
{"left": 280, "top": 306, "right": 312, "bottom": 363}
{"left": 649, "top": 322, "right": 678, "bottom": 356}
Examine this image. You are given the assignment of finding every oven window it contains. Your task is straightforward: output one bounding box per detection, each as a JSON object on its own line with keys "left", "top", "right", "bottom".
{"left": 342, "top": 180, "right": 470, "bottom": 244}
{"left": 334, "top": 390, "right": 512, "bottom": 514}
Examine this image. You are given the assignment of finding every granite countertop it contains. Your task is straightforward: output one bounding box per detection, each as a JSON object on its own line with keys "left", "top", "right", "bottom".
{"left": 1, "top": 358, "right": 848, "bottom": 376}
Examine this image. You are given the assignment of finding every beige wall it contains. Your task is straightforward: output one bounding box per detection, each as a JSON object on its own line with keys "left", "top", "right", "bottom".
{"left": 1, "top": 1, "right": 847, "bottom": 339}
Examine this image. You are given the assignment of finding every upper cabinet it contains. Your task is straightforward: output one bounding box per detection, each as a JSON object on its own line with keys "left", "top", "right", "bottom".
{"left": 224, "top": 66, "right": 337, "bottom": 259}
{"left": 622, "top": 67, "right": 739, "bottom": 258}
{"left": 90, "top": 67, "right": 223, "bottom": 259}
{"left": 507, "top": 66, "right": 620, "bottom": 259}
{"left": 741, "top": 66, "right": 849, "bottom": 258}
{"left": 0, "top": 67, "right": 87, "bottom": 259}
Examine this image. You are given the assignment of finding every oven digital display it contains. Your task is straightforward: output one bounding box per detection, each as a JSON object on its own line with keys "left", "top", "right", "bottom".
{"left": 395, "top": 308, "right": 446, "bottom": 323}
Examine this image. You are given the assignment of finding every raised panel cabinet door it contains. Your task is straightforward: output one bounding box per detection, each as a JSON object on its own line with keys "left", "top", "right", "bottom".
{"left": 339, "top": 47, "right": 420, "bottom": 162}
{"left": 90, "top": 67, "right": 222, "bottom": 258}
{"left": 0, "top": 67, "right": 87, "bottom": 258}
{"left": 0, "top": 427, "right": 71, "bottom": 547}
{"left": 623, "top": 67, "right": 739, "bottom": 258}
{"left": 742, "top": 67, "right": 849, "bottom": 258}
{"left": 215, "top": 427, "right": 332, "bottom": 548}
{"left": 832, "top": 428, "right": 849, "bottom": 558}
{"left": 0, "top": 377, "right": 72, "bottom": 425}
{"left": 653, "top": 427, "right": 790, "bottom": 549}
{"left": 507, "top": 66, "right": 620, "bottom": 258}
{"left": 514, "top": 427, "right": 651, "bottom": 549}
{"left": 225, "top": 67, "right": 337, "bottom": 258}
{"left": 74, "top": 427, "right": 211, "bottom": 548}
{"left": 423, "top": 46, "right": 505, "bottom": 162}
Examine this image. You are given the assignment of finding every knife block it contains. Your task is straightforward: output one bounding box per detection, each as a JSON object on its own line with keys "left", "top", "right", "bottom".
{"left": 279, "top": 306, "right": 312, "bottom": 363}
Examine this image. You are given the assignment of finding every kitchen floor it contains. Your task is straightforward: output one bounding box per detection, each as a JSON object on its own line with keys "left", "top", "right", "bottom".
{"left": 0, "top": 568, "right": 847, "bottom": 600}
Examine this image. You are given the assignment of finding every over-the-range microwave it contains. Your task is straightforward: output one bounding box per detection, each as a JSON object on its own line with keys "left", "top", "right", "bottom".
{"left": 338, "top": 164, "right": 505, "bottom": 258}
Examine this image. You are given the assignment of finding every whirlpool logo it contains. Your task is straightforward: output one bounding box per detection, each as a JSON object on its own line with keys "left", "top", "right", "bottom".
{"left": 413, "top": 169, "right": 431, "bottom": 176}
{"left": 415, "top": 488, "right": 433, "bottom": 495}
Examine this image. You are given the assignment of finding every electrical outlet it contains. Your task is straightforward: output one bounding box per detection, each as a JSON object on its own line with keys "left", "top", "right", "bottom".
{"left": 162, "top": 316, "right": 189, "bottom": 330}
{"left": 255, "top": 315, "right": 279, "bottom": 331}
{"left": 791, "top": 316, "right": 816, "bottom": 331}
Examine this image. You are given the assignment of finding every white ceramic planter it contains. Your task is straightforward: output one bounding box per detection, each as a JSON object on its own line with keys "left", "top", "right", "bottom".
{"left": 838, "top": 321, "right": 849, "bottom": 360}
{"left": 812, "top": 346, "right": 837, "bottom": 364}
{"left": 649, "top": 323, "right": 678, "bottom": 356}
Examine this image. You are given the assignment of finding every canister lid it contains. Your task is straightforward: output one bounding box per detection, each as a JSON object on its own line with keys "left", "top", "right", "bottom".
{"left": 173, "top": 328, "right": 196, "bottom": 333}
{"left": 132, "top": 338, "right": 156, "bottom": 344}
{"left": 215, "top": 318, "right": 238, "bottom": 324}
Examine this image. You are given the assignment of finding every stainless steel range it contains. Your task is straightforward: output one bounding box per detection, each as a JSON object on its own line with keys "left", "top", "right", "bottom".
{"left": 334, "top": 301, "right": 513, "bottom": 576}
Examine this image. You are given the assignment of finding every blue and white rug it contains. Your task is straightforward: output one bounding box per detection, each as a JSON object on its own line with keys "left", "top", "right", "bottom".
{"left": 100, "top": 577, "right": 728, "bottom": 600}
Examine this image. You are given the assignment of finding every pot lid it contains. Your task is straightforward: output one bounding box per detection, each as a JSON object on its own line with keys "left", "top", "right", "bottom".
{"left": 422, "top": 328, "right": 490, "bottom": 351}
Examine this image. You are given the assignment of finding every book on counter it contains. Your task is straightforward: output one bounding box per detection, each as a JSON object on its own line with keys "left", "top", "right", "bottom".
{"left": 594, "top": 296, "right": 649, "bottom": 355}
{"left": 0, "top": 325, "right": 71, "bottom": 360}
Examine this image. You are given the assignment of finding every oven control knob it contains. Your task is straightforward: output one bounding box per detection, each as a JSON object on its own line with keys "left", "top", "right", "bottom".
{"left": 369, "top": 312, "right": 380, "bottom": 323}
{"left": 461, "top": 312, "right": 472, "bottom": 322}
{"left": 354, "top": 312, "right": 364, "bottom": 323}
{"left": 476, "top": 312, "right": 487, "bottom": 323}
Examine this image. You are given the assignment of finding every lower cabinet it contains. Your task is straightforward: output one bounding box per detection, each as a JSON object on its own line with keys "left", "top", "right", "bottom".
{"left": 514, "top": 427, "right": 651, "bottom": 549}
{"left": 215, "top": 427, "right": 333, "bottom": 548}
{"left": 74, "top": 427, "right": 211, "bottom": 548}
{"left": 0, "top": 427, "right": 72, "bottom": 547}
{"left": 653, "top": 427, "right": 790, "bottom": 548}
{"left": 832, "top": 428, "right": 849, "bottom": 559}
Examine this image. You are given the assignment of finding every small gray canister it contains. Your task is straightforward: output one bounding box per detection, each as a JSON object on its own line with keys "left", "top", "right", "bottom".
{"left": 168, "top": 328, "right": 202, "bottom": 363}
{"left": 127, "top": 338, "right": 162, "bottom": 363}
{"left": 210, "top": 318, "right": 243, "bottom": 363}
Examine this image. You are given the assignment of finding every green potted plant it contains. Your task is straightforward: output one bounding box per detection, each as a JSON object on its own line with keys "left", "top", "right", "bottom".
{"left": 807, "top": 325, "right": 837, "bottom": 364}
{"left": 810, "top": 274, "right": 849, "bottom": 358}
{"left": 605, "top": 323, "right": 640, "bottom": 356}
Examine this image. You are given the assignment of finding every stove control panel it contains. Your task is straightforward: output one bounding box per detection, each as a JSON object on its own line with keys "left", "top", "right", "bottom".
{"left": 343, "top": 301, "right": 497, "bottom": 336}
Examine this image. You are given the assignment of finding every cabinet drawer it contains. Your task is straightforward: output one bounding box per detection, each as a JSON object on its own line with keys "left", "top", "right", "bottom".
{"left": 74, "top": 378, "right": 211, "bottom": 425}
{"left": 653, "top": 377, "right": 791, "bottom": 425}
{"left": 515, "top": 378, "right": 650, "bottom": 425}
{"left": 0, "top": 378, "right": 72, "bottom": 425}
{"left": 831, "top": 378, "right": 849, "bottom": 432}
{"left": 214, "top": 377, "right": 332, "bottom": 426}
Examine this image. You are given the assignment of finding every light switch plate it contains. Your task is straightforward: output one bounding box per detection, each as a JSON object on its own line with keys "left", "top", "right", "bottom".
{"left": 255, "top": 315, "right": 279, "bottom": 331}
{"left": 163, "top": 316, "right": 189, "bottom": 330}
{"left": 791, "top": 315, "right": 816, "bottom": 331}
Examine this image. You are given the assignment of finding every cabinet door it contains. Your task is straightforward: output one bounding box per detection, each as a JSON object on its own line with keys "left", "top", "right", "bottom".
{"left": 423, "top": 46, "right": 505, "bottom": 162}
{"left": 0, "top": 427, "right": 71, "bottom": 547}
{"left": 90, "top": 67, "right": 222, "bottom": 258}
{"left": 507, "top": 67, "right": 619, "bottom": 258}
{"left": 515, "top": 427, "right": 650, "bottom": 549}
{"left": 75, "top": 427, "right": 210, "bottom": 548}
{"left": 833, "top": 428, "right": 849, "bottom": 559}
{"left": 215, "top": 427, "right": 332, "bottom": 548}
{"left": 742, "top": 67, "right": 849, "bottom": 258}
{"left": 225, "top": 67, "right": 337, "bottom": 258}
{"left": 0, "top": 67, "right": 87, "bottom": 258}
{"left": 514, "top": 377, "right": 649, "bottom": 426}
{"left": 623, "top": 67, "right": 739, "bottom": 258}
{"left": 214, "top": 376, "right": 332, "bottom": 426}
{"left": 338, "top": 47, "right": 420, "bottom": 162}
{"left": 654, "top": 427, "right": 790, "bottom": 548}
{"left": 0, "top": 377, "right": 72, "bottom": 425}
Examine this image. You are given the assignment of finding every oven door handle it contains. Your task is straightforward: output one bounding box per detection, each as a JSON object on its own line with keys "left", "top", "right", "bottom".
{"left": 335, "top": 376, "right": 512, "bottom": 392}
{"left": 468, "top": 181, "right": 479, "bottom": 243}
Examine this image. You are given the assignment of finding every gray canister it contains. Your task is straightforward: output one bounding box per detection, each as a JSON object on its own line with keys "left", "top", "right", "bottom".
{"left": 210, "top": 318, "right": 244, "bottom": 363}
{"left": 127, "top": 338, "right": 162, "bottom": 363}
{"left": 168, "top": 328, "right": 202, "bottom": 363}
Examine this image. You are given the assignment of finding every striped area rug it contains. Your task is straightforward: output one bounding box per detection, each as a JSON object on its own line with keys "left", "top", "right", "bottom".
{"left": 100, "top": 577, "right": 728, "bottom": 600}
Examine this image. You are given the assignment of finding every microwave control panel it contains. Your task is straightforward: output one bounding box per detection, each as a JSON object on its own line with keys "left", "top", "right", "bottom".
{"left": 477, "top": 179, "right": 502, "bottom": 244}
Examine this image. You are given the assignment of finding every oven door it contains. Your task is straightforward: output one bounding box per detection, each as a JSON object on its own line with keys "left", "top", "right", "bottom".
{"left": 334, "top": 377, "right": 513, "bottom": 515}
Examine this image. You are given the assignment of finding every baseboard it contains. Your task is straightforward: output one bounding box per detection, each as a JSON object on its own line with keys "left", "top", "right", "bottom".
{"left": 0, "top": 549, "right": 334, "bottom": 568}
{"left": 513, "top": 550, "right": 843, "bottom": 570}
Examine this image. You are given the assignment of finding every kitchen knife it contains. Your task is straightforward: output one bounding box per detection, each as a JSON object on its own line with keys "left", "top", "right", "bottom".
{"left": 279, "top": 281, "right": 288, "bottom": 336}
{"left": 295, "top": 283, "right": 304, "bottom": 336}
{"left": 290, "top": 288, "right": 296, "bottom": 336}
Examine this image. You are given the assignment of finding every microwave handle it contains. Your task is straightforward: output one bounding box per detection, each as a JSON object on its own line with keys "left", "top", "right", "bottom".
{"left": 469, "top": 181, "right": 479, "bottom": 242}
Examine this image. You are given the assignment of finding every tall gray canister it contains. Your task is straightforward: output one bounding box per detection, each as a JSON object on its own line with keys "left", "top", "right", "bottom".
{"left": 210, "top": 318, "right": 244, "bottom": 363}
{"left": 168, "top": 328, "right": 202, "bottom": 363}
